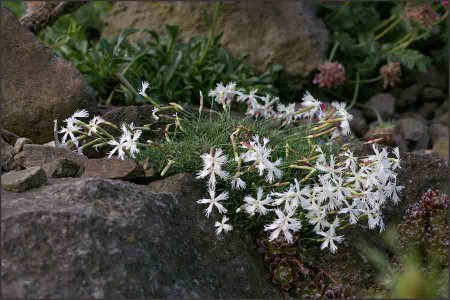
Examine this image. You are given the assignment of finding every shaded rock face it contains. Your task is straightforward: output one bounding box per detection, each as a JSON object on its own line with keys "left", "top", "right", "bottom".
{"left": 1, "top": 175, "right": 281, "bottom": 299}
{"left": 1, "top": 136, "right": 15, "bottom": 172}
{"left": 14, "top": 144, "right": 87, "bottom": 170}
{"left": 1, "top": 166, "right": 47, "bottom": 192}
{"left": 82, "top": 158, "right": 145, "bottom": 181}
{"left": 103, "top": 1, "right": 328, "bottom": 76}
{"left": 0, "top": 8, "right": 97, "bottom": 144}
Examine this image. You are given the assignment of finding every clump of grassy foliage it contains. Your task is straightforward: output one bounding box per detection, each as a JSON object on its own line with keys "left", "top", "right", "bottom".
{"left": 138, "top": 113, "right": 335, "bottom": 232}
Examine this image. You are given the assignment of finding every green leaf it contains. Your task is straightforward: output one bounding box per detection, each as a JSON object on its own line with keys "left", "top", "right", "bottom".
{"left": 163, "top": 51, "right": 183, "bottom": 85}
{"left": 166, "top": 25, "right": 179, "bottom": 41}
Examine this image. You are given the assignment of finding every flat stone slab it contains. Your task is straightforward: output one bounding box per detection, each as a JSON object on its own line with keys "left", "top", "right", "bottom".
{"left": 1, "top": 166, "right": 47, "bottom": 192}
{"left": 82, "top": 158, "right": 145, "bottom": 180}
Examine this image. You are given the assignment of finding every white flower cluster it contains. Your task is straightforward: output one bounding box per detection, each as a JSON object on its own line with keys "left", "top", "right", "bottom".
{"left": 207, "top": 82, "right": 353, "bottom": 137}
{"left": 197, "top": 84, "right": 402, "bottom": 253}
{"left": 57, "top": 109, "right": 143, "bottom": 160}
{"left": 196, "top": 140, "right": 403, "bottom": 253}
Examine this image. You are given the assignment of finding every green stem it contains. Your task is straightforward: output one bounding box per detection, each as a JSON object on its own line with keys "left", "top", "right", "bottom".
{"left": 374, "top": 16, "right": 402, "bottom": 40}
{"left": 373, "top": 15, "right": 396, "bottom": 33}
{"left": 328, "top": 41, "right": 339, "bottom": 61}
{"left": 349, "top": 74, "right": 383, "bottom": 84}
{"left": 348, "top": 70, "right": 360, "bottom": 110}
{"left": 198, "top": 0, "right": 221, "bottom": 66}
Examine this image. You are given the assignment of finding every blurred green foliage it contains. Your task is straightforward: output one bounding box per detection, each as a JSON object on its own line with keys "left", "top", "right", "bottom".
{"left": 314, "top": 1, "right": 448, "bottom": 103}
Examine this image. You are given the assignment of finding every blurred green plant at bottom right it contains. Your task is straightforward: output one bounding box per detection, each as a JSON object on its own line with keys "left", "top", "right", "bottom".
{"left": 361, "top": 190, "right": 449, "bottom": 298}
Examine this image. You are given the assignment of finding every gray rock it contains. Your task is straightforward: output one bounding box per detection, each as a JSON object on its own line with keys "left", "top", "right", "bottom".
{"left": 364, "top": 93, "right": 395, "bottom": 121}
{"left": 417, "top": 102, "right": 439, "bottom": 119}
{"left": 1, "top": 136, "right": 15, "bottom": 173}
{"left": 13, "top": 137, "right": 32, "bottom": 154}
{"left": 43, "top": 141, "right": 56, "bottom": 147}
{"left": 349, "top": 108, "right": 368, "bottom": 137}
{"left": 429, "top": 122, "right": 449, "bottom": 161}
{"left": 421, "top": 87, "right": 445, "bottom": 102}
{"left": 1, "top": 128, "right": 19, "bottom": 145}
{"left": 14, "top": 144, "right": 87, "bottom": 170}
{"left": 0, "top": 8, "right": 97, "bottom": 144}
{"left": 396, "top": 115, "right": 430, "bottom": 151}
{"left": 414, "top": 66, "right": 448, "bottom": 91}
{"left": 397, "top": 84, "right": 425, "bottom": 109}
{"left": 1, "top": 166, "right": 47, "bottom": 192}
{"left": 102, "top": 105, "right": 155, "bottom": 127}
{"left": 42, "top": 158, "right": 84, "bottom": 178}
{"left": 82, "top": 158, "right": 145, "bottom": 181}
{"left": 102, "top": 1, "right": 328, "bottom": 77}
{"left": 1, "top": 175, "right": 281, "bottom": 298}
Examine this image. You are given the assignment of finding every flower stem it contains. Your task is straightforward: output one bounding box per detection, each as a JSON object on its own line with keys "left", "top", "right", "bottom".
{"left": 328, "top": 41, "right": 340, "bottom": 61}
{"left": 348, "top": 70, "right": 360, "bottom": 110}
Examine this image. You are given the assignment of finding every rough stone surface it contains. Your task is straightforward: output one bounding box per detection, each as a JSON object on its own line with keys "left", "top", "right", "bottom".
{"left": 14, "top": 144, "right": 87, "bottom": 170}
{"left": 0, "top": 8, "right": 97, "bottom": 144}
{"left": 396, "top": 115, "right": 430, "bottom": 151}
{"left": 414, "top": 66, "right": 448, "bottom": 91}
{"left": 82, "top": 158, "right": 145, "bottom": 181}
{"left": 421, "top": 87, "right": 445, "bottom": 102}
{"left": 42, "top": 158, "right": 84, "bottom": 178}
{"left": 1, "top": 128, "right": 19, "bottom": 145}
{"left": 102, "top": 105, "right": 155, "bottom": 127}
{"left": 417, "top": 101, "right": 439, "bottom": 119}
{"left": 396, "top": 84, "right": 425, "bottom": 109}
{"left": 1, "top": 166, "right": 47, "bottom": 192}
{"left": 429, "top": 122, "right": 449, "bottom": 161}
{"left": 1, "top": 176, "right": 281, "bottom": 298}
{"left": 349, "top": 108, "right": 368, "bottom": 137}
{"left": 364, "top": 93, "right": 395, "bottom": 120}
{"left": 13, "top": 137, "right": 32, "bottom": 154}
{"left": 1, "top": 136, "right": 15, "bottom": 173}
{"left": 102, "top": 1, "right": 328, "bottom": 76}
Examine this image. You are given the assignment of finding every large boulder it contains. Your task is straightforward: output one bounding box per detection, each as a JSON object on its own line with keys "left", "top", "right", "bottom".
{"left": 1, "top": 175, "right": 281, "bottom": 298}
{"left": 0, "top": 8, "right": 97, "bottom": 144}
{"left": 102, "top": 1, "right": 328, "bottom": 76}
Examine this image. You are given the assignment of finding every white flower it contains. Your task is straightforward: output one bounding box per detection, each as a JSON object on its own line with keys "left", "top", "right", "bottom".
{"left": 197, "top": 188, "right": 229, "bottom": 218}
{"left": 317, "top": 217, "right": 344, "bottom": 253}
{"left": 237, "top": 89, "right": 259, "bottom": 104}
{"left": 271, "top": 179, "right": 307, "bottom": 213}
{"left": 264, "top": 209, "right": 301, "bottom": 243}
{"left": 338, "top": 199, "right": 363, "bottom": 224}
{"left": 277, "top": 103, "right": 296, "bottom": 125}
{"left": 299, "top": 91, "right": 322, "bottom": 120}
{"left": 108, "top": 136, "right": 127, "bottom": 160}
{"left": 152, "top": 108, "right": 160, "bottom": 121}
{"left": 231, "top": 177, "right": 246, "bottom": 190}
{"left": 71, "top": 109, "right": 89, "bottom": 120}
{"left": 215, "top": 215, "right": 233, "bottom": 235}
{"left": 208, "top": 82, "right": 237, "bottom": 104}
{"left": 88, "top": 116, "right": 105, "bottom": 136}
{"left": 241, "top": 136, "right": 283, "bottom": 183}
{"left": 197, "top": 148, "right": 229, "bottom": 188}
{"left": 315, "top": 155, "right": 342, "bottom": 181}
{"left": 391, "top": 147, "right": 401, "bottom": 170}
{"left": 138, "top": 81, "right": 150, "bottom": 97}
{"left": 340, "top": 150, "right": 358, "bottom": 171}
{"left": 59, "top": 120, "right": 82, "bottom": 146}
{"left": 120, "top": 123, "right": 142, "bottom": 158}
{"left": 331, "top": 101, "right": 353, "bottom": 135}
{"left": 243, "top": 187, "right": 273, "bottom": 216}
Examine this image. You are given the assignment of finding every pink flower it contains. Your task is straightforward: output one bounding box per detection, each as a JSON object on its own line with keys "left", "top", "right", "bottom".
{"left": 405, "top": 3, "right": 440, "bottom": 29}
{"left": 380, "top": 62, "right": 402, "bottom": 90}
{"left": 313, "top": 62, "right": 347, "bottom": 89}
